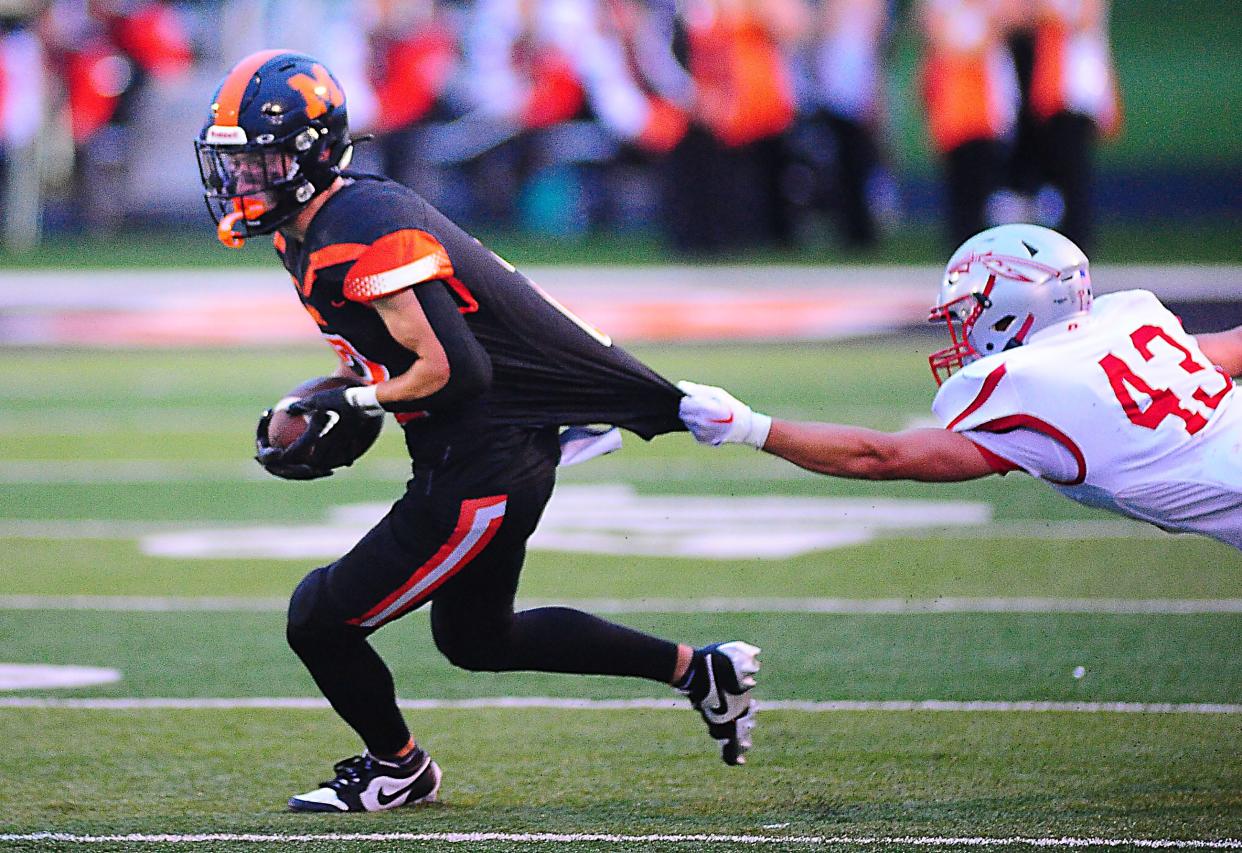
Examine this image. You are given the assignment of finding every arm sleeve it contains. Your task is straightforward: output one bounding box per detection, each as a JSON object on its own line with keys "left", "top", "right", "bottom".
{"left": 385, "top": 280, "right": 493, "bottom": 413}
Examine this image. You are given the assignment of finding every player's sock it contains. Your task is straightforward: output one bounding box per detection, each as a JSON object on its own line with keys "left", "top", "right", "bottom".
{"left": 375, "top": 737, "right": 421, "bottom": 766}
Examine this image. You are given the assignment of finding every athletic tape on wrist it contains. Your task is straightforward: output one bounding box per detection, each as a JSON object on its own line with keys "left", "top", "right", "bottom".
{"left": 748, "top": 413, "right": 772, "bottom": 449}
{"left": 344, "top": 384, "right": 384, "bottom": 413}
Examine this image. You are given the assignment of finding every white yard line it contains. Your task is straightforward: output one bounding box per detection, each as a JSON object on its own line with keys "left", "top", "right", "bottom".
{"left": 0, "top": 832, "right": 1238, "bottom": 848}
{"left": 0, "top": 517, "right": 1166, "bottom": 551}
{"left": 2, "top": 595, "right": 1239, "bottom": 614}
{"left": 1, "top": 697, "right": 1239, "bottom": 714}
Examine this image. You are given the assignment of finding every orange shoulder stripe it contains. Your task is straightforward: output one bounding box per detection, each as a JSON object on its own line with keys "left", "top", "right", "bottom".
{"left": 302, "top": 242, "right": 370, "bottom": 298}
{"left": 343, "top": 229, "right": 454, "bottom": 303}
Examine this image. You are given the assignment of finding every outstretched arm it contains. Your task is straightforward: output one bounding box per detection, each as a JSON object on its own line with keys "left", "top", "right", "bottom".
{"left": 764, "top": 420, "right": 999, "bottom": 482}
{"left": 678, "top": 381, "right": 999, "bottom": 482}
{"left": 1196, "top": 324, "right": 1242, "bottom": 377}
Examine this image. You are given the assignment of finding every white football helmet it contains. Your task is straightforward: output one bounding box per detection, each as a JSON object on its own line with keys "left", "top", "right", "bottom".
{"left": 928, "top": 223, "right": 1093, "bottom": 385}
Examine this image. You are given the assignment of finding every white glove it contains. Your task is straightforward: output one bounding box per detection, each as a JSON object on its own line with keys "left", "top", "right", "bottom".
{"left": 676, "top": 380, "right": 772, "bottom": 449}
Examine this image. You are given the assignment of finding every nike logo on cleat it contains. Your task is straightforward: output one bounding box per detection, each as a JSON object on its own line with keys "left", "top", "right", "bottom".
{"left": 331, "top": 299, "right": 347, "bottom": 308}
{"left": 375, "top": 777, "right": 422, "bottom": 807}
{"left": 710, "top": 414, "right": 734, "bottom": 424}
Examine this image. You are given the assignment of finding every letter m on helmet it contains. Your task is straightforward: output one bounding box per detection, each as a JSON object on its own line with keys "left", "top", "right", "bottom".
{"left": 287, "top": 64, "right": 344, "bottom": 119}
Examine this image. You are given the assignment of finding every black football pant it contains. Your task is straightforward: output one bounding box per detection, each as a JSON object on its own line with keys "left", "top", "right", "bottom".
{"left": 286, "top": 465, "right": 680, "bottom": 756}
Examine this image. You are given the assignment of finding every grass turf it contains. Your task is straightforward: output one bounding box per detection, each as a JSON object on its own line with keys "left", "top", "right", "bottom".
{"left": 1, "top": 709, "right": 1239, "bottom": 850}
{"left": 0, "top": 342, "right": 1239, "bottom": 848}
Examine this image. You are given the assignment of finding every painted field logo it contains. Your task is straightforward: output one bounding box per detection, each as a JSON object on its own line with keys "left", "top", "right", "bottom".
{"left": 139, "top": 485, "right": 991, "bottom": 560}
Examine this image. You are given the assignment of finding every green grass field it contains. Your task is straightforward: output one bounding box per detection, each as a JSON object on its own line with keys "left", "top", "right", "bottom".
{"left": 1, "top": 341, "right": 1239, "bottom": 852}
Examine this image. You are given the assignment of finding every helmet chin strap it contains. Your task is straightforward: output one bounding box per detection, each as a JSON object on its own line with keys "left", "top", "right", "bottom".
{"left": 217, "top": 210, "right": 246, "bottom": 249}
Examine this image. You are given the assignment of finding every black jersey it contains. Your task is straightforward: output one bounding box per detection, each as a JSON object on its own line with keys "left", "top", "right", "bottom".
{"left": 275, "top": 174, "right": 683, "bottom": 450}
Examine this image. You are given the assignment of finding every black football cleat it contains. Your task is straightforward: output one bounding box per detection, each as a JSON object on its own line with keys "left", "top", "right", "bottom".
{"left": 679, "top": 641, "right": 761, "bottom": 766}
{"left": 288, "top": 749, "right": 441, "bottom": 812}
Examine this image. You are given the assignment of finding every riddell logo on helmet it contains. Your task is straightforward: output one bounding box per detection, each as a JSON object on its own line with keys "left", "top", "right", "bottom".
{"left": 287, "top": 64, "right": 344, "bottom": 119}
{"left": 204, "top": 126, "right": 247, "bottom": 145}
{"left": 948, "top": 252, "right": 1060, "bottom": 283}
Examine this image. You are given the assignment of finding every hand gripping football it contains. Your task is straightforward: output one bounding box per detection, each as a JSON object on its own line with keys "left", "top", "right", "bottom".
{"left": 261, "top": 375, "right": 384, "bottom": 474}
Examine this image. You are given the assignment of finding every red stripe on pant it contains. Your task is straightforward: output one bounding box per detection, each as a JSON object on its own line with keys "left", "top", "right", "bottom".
{"left": 348, "top": 495, "right": 508, "bottom": 629}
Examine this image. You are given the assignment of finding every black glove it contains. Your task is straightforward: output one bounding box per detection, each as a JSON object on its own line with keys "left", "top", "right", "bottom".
{"left": 254, "top": 408, "right": 335, "bottom": 481}
{"left": 286, "top": 388, "right": 352, "bottom": 417}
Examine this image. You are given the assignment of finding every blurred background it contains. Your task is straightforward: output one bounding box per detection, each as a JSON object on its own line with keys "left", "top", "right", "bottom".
{"left": 0, "top": 0, "right": 1237, "bottom": 265}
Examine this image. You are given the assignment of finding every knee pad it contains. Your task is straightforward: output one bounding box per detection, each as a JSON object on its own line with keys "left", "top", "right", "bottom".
{"left": 287, "top": 566, "right": 353, "bottom": 652}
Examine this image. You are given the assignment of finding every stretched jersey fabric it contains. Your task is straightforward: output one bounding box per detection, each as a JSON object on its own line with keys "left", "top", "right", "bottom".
{"left": 274, "top": 174, "right": 683, "bottom": 455}
{"left": 932, "top": 290, "right": 1242, "bottom": 549}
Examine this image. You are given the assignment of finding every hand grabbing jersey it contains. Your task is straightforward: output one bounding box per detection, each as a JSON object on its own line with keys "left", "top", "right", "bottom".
{"left": 676, "top": 381, "right": 772, "bottom": 449}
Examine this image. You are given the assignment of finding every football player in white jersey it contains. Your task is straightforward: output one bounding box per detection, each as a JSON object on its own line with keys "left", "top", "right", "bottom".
{"left": 677, "top": 223, "right": 1242, "bottom": 549}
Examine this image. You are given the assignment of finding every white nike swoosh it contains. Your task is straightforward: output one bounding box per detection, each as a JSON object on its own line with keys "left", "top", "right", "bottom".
{"left": 316, "top": 411, "right": 341, "bottom": 438}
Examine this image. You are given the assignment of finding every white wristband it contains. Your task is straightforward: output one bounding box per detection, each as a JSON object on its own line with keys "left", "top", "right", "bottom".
{"left": 344, "top": 384, "right": 385, "bottom": 414}
{"left": 745, "top": 412, "right": 772, "bottom": 449}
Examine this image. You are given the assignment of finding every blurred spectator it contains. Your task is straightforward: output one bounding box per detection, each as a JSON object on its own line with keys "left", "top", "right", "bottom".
{"left": 599, "top": 0, "right": 691, "bottom": 155}
{"left": 594, "top": 0, "right": 692, "bottom": 228}
{"left": 0, "top": 0, "right": 1181, "bottom": 248}
{"left": 0, "top": 4, "right": 47, "bottom": 248}
{"left": 457, "top": 0, "right": 690, "bottom": 232}
{"left": 1005, "top": 0, "right": 1121, "bottom": 253}
{"left": 664, "top": 0, "right": 810, "bottom": 255}
{"left": 365, "top": 0, "right": 460, "bottom": 189}
{"left": 461, "top": 0, "right": 686, "bottom": 152}
{"left": 792, "top": 0, "right": 894, "bottom": 249}
{"left": 917, "top": 0, "right": 1019, "bottom": 249}
{"left": 40, "top": 0, "right": 191, "bottom": 231}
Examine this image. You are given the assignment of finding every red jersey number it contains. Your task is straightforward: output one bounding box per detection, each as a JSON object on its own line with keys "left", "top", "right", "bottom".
{"left": 1099, "top": 325, "right": 1232, "bottom": 435}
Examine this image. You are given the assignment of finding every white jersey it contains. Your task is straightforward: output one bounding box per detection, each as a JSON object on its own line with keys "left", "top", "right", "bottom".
{"left": 932, "top": 290, "right": 1242, "bottom": 549}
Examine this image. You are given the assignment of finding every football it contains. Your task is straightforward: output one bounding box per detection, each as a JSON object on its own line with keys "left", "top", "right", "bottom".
{"left": 267, "top": 374, "right": 368, "bottom": 450}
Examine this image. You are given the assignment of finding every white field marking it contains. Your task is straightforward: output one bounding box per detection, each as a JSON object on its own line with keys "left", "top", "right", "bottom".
{"left": 0, "top": 517, "right": 1166, "bottom": 551}
{"left": 3, "top": 595, "right": 1241, "bottom": 615}
{"left": 1, "top": 697, "right": 1239, "bottom": 714}
{"left": 136, "top": 486, "right": 995, "bottom": 560}
{"left": 0, "top": 664, "right": 120, "bottom": 690}
{"left": 0, "top": 456, "right": 820, "bottom": 483}
{"left": 133, "top": 487, "right": 1157, "bottom": 561}
{"left": 0, "top": 833, "right": 1239, "bottom": 848}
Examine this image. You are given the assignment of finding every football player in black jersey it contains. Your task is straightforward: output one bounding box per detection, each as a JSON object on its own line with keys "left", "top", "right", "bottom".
{"left": 195, "top": 50, "right": 761, "bottom": 812}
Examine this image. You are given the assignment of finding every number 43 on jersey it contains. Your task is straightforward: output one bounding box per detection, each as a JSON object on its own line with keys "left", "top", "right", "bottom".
{"left": 1100, "top": 324, "right": 1233, "bottom": 435}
